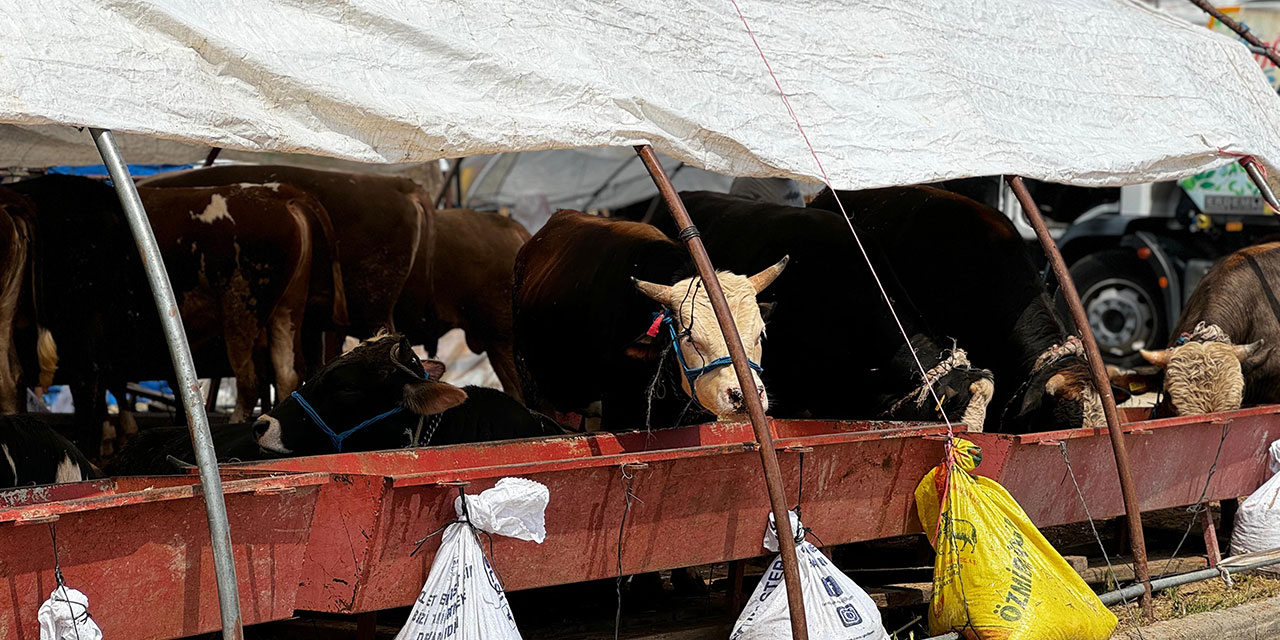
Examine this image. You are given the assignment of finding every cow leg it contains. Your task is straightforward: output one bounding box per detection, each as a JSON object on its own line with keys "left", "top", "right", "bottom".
{"left": 222, "top": 324, "right": 260, "bottom": 423}
{"left": 71, "top": 376, "right": 108, "bottom": 460}
{"left": 0, "top": 218, "right": 26, "bottom": 414}
{"left": 268, "top": 309, "right": 302, "bottom": 401}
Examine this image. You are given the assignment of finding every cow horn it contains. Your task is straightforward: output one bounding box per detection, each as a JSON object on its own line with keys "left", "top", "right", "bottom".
{"left": 748, "top": 255, "right": 790, "bottom": 293}
{"left": 1045, "top": 372, "right": 1067, "bottom": 396}
{"left": 1140, "top": 348, "right": 1172, "bottom": 369}
{"left": 632, "top": 277, "right": 672, "bottom": 305}
{"left": 1234, "top": 339, "right": 1265, "bottom": 361}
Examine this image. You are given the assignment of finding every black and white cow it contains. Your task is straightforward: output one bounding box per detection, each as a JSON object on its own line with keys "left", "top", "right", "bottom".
{"left": 107, "top": 334, "right": 562, "bottom": 474}
{"left": 0, "top": 415, "right": 100, "bottom": 488}
{"left": 252, "top": 333, "right": 560, "bottom": 457}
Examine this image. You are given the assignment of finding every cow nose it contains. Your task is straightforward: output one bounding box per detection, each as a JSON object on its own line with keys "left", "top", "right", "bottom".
{"left": 253, "top": 419, "right": 271, "bottom": 440}
{"left": 727, "top": 388, "right": 744, "bottom": 409}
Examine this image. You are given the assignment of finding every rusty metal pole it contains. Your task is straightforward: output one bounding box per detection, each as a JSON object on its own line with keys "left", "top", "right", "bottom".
{"left": 1188, "top": 0, "right": 1280, "bottom": 68}
{"left": 1201, "top": 506, "right": 1222, "bottom": 568}
{"left": 1005, "top": 175, "right": 1153, "bottom": 617}
{"left": 435, "top": 159, "right": 463, "bottom": 208}
{"left": 636, "top": 144, "right": 808, "bottom": 638}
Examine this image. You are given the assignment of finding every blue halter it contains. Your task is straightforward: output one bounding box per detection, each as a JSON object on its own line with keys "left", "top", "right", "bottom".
{"left": 289, "top": 390, "right": 407, "bottom": 453}
{"left": 656, "top": 310, "right": 764, "bottom": 389}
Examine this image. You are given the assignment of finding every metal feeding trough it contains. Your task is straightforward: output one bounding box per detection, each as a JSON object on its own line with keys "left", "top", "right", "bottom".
{"left": 0, "top": 472, "right": 326, "bottom": 640}
{"left": 198, "top": 405, "right": 1280, "bottom": 617}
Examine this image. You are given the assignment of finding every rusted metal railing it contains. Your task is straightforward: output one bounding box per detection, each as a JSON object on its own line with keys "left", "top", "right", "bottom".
{"left": 1005, "top": 175, "right": 1153, "bottom": 617}
{"left": 636, "top": 144, "right": 809, "bottom": 639}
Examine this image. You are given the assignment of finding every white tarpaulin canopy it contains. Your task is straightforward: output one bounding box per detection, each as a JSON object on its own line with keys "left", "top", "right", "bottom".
{"left": 2, "top": 0, "right": 1279, "bottom": 189}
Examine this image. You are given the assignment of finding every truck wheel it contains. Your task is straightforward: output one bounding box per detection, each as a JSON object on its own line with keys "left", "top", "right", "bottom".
{"left": 1057, "top": 250, "right": 1166, "bottom": 368}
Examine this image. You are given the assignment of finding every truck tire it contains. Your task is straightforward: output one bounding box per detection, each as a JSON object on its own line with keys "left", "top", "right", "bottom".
{"left": 1057, "top": 250, "right": 1167, "bottom": 368}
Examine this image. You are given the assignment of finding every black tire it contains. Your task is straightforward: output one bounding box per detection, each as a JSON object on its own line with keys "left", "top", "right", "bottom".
{"left": 1056, "top": 250, "right": 1167, "bottom": 368}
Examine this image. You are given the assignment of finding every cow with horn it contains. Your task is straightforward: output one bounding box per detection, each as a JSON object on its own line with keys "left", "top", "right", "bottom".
{"left": 513, "top": 210, "right": 787, "bottom": 430}
{"left": 1115, "top": 243, "right": 1275, "bottom": 416}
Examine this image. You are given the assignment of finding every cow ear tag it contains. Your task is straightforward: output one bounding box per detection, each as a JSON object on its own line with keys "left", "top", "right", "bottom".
{"left": 646, "top": 310, "right": 667, "bottom": 338}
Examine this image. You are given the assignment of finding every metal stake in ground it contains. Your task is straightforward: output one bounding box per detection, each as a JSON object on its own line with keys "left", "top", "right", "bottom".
{"left": 635, "top": 144, "right": 808, "bottom": 639}
{"left": 91, "top": 128, "right": 245, "bottom": 640}
{"left": 1005, "top": 175, "right": 1153, "bottom": 618}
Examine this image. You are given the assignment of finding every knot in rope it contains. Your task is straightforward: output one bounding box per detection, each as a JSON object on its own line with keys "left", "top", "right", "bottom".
{"left": 887, "top": 348, "right": 971, "bottom": 415}
{"left": 1033, "top": 335, "right": 1085, "bottom": 372}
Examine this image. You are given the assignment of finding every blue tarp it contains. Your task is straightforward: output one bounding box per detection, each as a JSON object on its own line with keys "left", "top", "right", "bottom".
{"left": 46, "top": 164, "right": 195, "bottom": 179}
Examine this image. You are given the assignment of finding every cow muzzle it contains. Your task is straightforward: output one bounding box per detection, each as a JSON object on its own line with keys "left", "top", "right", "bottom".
{"left": 253, "top": 415, "right": 293, "bottom": 454}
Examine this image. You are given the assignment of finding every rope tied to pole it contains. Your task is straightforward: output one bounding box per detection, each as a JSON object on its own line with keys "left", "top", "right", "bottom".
{"left": 1058, "top": 442, "right": 1147, "bottom": 639}
{"left": 48, "top": 522, "right": 87, "bottom": 640}
{"left": 615, "top": 464, "right": 642, "bottom": 640}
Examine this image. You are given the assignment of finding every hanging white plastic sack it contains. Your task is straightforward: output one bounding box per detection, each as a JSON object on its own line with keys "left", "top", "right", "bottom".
{"left": 1229, "top": 440, "right": 1280, "bottom": 570}
{"left": 38, "top": 586, "right": 102, "bottom": 640}
{"left": 395, "top": 477, "right": 550, "bottom": 640}
{"left": 730, "top": 511, "right": 889, "bottom": 640}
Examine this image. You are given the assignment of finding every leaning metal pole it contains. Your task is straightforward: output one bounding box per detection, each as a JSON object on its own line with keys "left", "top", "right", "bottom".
{"left": 1005, "top": 175, "right": 1154, "bottom": 617}
{"left": 1187, "top": 0, "right": 1280, "bottom": 68}
{"left": 91, "top": 129, "right": 244, "bottom": 640}
{"left": 636, "top": 145, "right": 809, "bottom": 639}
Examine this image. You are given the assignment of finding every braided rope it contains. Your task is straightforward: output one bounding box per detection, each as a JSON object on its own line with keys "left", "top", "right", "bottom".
{"left": 886, "top": 348, "right": 971, "bottom": 416}
{"left": 1032, "top": 335, "right": 1085, "bottom": 373}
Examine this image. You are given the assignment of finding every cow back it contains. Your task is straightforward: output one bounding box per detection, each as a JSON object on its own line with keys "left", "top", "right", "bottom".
{"left": 142, "top": 164, "right": 429, "bottom": 336}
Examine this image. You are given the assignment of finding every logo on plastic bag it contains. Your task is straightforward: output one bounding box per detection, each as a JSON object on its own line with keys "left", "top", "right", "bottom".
{"left": 822, "top": 576, "right": 843, "bottom": 597}
{"left": 836, "top": 604, "right": 862, "bottom": 627}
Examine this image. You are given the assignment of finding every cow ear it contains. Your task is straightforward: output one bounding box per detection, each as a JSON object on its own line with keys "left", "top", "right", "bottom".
{"left": 624, "top": 334, "right": 662, "bottom": 361}
{"left": 403, "top": 380, "right": 468, "bottom": 416}
{"left": 758, "top": 301, "right": 777, "bottom": 322}
{"left": 422, "top": 359, "right": 447, "bottom": 382}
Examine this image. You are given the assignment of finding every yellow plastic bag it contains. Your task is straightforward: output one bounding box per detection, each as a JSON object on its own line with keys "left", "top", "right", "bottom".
{"left": 915, "top": 439, "right": 1116, "bottom": 640}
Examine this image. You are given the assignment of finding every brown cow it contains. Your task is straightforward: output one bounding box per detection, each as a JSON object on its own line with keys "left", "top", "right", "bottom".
{"left": 139, "top": 183, "right": 329, "bottom": 420}
{"left": 396, "top": 209, "right": 529, "bottom": 401}
{"left": 142, "top": 165, "right": 432, "bottom": 346}
{"left": 7, "top": 176, "right": 333, "bottom": 453}
{"left": 1123, "top": 242, "right": 1276, "bottom": 415}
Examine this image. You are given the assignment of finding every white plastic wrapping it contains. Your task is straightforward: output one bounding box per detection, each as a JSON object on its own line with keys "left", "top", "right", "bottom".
{"left": 454, "top": 477, "right": 549, "bottom": 543}
{"left": 1228, "top": 440, "right": 1280, "bottom": 568}
{"left": 1, "top": 0, "right": 1278, "bottom": 194}
{"left": 38, "top": 587, "right": 102, "bottom": 640}
{"left": 394, "top": 478, "right": 549, "bottom": 640}
{"left": 733, "top": 511, "right": 888, "bottom": 640}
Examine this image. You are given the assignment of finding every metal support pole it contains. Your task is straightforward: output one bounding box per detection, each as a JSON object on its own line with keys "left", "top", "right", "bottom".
{"left": 1239, "top": 156, "right": 1280, "bottom": 213}
{"left": 636, "top": 144, "right": 808, "bottom": 639}
{"left": 1005, "top": 175, "right": 1153, "bottom": 618}
{"left": 1099, "top": 546, "right": 1280, "bottom": 605}
{"left": 1188, "top": 0, "right": 1280, "bottom": 68}
{"left": 1200, "top": 505, "right": 1222, "bottom": 568}
{"left": 435, "top": 158, "right": 463, "bottom": 208}
{"left": 203, "top": 147, "right": 222, "bottom": 168}
{"left": 90, "top": 128, "right": 244, "bottom": 640}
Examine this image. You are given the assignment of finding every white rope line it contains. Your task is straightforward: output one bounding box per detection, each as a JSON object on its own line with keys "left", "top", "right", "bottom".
{"left": 727, "top": 0, "right": 955, "bottom": 435}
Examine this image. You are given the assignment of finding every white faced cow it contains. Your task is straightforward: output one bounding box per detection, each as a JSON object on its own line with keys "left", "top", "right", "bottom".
{"left": 513, "top": 210, "right": 786, "bottom": 430}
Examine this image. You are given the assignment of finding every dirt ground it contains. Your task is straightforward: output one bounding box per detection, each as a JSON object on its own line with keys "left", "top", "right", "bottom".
{"left": 1110, "top": 573, "right": 1280, "bottom": 633}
